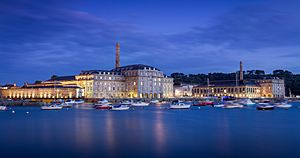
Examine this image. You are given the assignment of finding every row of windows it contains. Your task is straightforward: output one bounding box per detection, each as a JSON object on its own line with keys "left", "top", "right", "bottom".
{"left": 193, "top": 87, "right": 259, "bottom": 94}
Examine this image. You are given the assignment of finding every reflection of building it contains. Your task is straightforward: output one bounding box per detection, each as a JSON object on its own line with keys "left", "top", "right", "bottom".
{"left": 174, "top": 84, "right": 195, "bottom": 98}
{"left": 192, "top": 61, "right": 285, "bottom": 98}
{"left": 0, "top": 82, "right": 83, "bottom": 99}
{"left": 46, "top": 42, "right": 174, "bottom": 99}
{"left": 256, "top": 78, "right": 285, "bottom": 98}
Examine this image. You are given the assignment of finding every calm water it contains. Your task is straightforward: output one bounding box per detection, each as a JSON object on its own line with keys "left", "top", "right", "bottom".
{"left": 1, "top": 103, "right": 300, "bottom": 158}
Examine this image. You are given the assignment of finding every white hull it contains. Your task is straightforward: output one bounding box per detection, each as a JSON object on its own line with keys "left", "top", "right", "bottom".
{"left": 170, "top": 104, "right": 191, "bottom": 109}
{"left": 41, "top": 105, "right": 62, "bottom": 110}
{"left": 276, "top": 104, "right": 292, "bottom": 109}
{"left": 214, "top": 104, "right": 225, "bottom": 108}
{"left": 111, "top": 105, "right": 130, "bottom": 111}
{"left": 0, "top": 106, "right": 8, "bottom": 111}
{"left": 150, "top": 100, "right": 159, "bottom": 104}
{"left": 131, "top": 102, "right": 149, "bottom": 107}
{"left": 223, "top": 104, "right": 244, "bottom": 109}
{"left": 241, "top": 99, "right": 256, "bottom": 106}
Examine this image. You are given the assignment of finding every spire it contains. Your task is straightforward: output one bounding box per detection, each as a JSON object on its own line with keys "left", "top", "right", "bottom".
{"left": 115, "top": 42, "right": 120, "bottom": 68}
{"left": 240, "top": 61, "right": 243, "bottom": 81}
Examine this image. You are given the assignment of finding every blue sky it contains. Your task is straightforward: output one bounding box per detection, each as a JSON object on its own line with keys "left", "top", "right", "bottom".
{"left": 1, "top": 0, "right": 300, "bottom": 85}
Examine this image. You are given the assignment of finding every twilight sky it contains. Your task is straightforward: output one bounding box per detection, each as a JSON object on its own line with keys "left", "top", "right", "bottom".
{"left": 1, "top": 0, "right": 300, "bottom": 85}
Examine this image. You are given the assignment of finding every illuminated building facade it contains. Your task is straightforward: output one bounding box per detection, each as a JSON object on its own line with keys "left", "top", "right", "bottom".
{"left": 256, "top": 78, "right": 285, "bottom": 98}
{"left": 192, "top": 61, "right": 285, "bottom": 98}
{"left": 174, "top": 84, "right": 195, "bottom": 98}
{"left": 0, "top": 82, "right": 83, "bottom": 99}
{"left": 47, "top": 42, "right": 174, "bottom": 99}
{"left": 192, "top": 80, "right": 261, "bottom": 98}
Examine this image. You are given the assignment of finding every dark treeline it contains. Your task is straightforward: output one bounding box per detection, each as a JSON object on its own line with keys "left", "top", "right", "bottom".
{"left": 171, "top": 70, "right": 300, "bottom": 96}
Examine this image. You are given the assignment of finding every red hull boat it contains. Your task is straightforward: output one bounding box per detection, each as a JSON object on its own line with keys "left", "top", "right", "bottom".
{"left": 95, "top": 105, "right": 112, "bottom": 110}
{"left": 193, "top": 101, "right": 214, "bottom": 106}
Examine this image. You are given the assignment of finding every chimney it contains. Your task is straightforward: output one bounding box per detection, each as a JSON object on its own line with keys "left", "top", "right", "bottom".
{"left": 115, "top": 42, "right": 120, "bottom": 68}
{"left": 240, "top": 61, "right": 243, "bottom": 81}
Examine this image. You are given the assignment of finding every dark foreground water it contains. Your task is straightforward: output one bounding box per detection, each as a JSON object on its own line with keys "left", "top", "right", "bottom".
{"left": 1, "top": 103, "right": 300, "bottom": 158}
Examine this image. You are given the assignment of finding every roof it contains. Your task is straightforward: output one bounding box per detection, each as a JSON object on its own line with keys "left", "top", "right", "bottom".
{"left": 112, "top": 64, "right": 160, "bottom": 72}
{"left": 48, "top": 75, "right": 75, "bottom": 81}
{"left": 195, "top": 80, "right": 260, "bottom": 88}
{"left": 79, "top": 70, "right": 113, "bottom": 75}
{"left": 22, "top": 85, "right": 81, "bottom": 89}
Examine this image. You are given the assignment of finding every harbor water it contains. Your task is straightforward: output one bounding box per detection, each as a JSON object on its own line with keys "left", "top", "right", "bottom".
{"left": 1, "top": 103, "right": 300, "bottom": 158}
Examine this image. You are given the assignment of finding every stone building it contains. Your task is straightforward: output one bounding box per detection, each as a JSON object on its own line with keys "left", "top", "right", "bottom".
{"left": 256, "top": 78, "right": 285, "bottom": 98}
{"left": 174, "top": 84, "right": 195, "bottom": 98}
{"left": 192, "top": 61, "right": 285, "bottom": 98}
{"left": 192, "top": 80, "right": 261, "bottom": 98}
{"left": 0, "top": 82, "right": 83, "bottom": 99}
{"left": 47, "top": 42, "right": 174, "bottom": 99}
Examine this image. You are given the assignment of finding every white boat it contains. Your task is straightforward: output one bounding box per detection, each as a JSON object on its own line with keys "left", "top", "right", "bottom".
{"left": 241, "top": 99, "right": 256, "bottom": 106}
{"left": 111, "top": 104, "right": 130, "bottom": 111}
{"left": 275, "top": 103, "right": 292, "bottom": 109}
{"left": 257, "top": 103, "right": 275, "bottom": 110}
{"left": 170, "top": 100, "right": 191, "bottom": 109}
{"left": 0, "top": 106, "right": 8, "bottom": 111}
{"left": 41, "top": 104, "right": 63, "bottom": 110}
{"left": 213, "top": 104, "right": 225, "bottom": 108}
{"left": 131, "top": 101, "right": 149, "bottom": 107}
{"left": 223, "top": 102, "right": 243, "bottom": 109}
{"left": 98, "top": 99, "right": 109, "bottom": 104}
{"left": 74, "top": 99, "right": 84, "bottom": 104}
{"left": 120, "top": 100, "right": 133, "bottom": 105}
{"left": 150, "top": 100, "right": 159, "bottom": 104}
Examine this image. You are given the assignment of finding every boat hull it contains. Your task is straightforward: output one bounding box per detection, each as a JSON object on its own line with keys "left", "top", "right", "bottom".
{"left": 95, "top": 106, "right": 112, "bottom": 110}
{"left": 257, "top": 106, "right": 274, "bottom": 110}
{"left": 0, "top": 106, "right": 8, "bottom": 111}
{"left": 131, "top": 103, "right": 149, "bottom": 107}
{"left": 170, "top": 105, "right": 191, "bottom": 109}
{"left": 41, "top": 106, "right": 62, "bottom": 110}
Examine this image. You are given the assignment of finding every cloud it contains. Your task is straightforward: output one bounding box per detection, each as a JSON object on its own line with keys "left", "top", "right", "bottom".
{"left": 1, "top": 0, "right": 300, "bottom": 84}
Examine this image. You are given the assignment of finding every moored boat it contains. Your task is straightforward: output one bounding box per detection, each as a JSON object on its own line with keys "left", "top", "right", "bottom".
{"left": 241, "top": 99, "right": 256, "bottom": 106}
{"left": 213, "top": 104, "right": 225, "bottom": 108}
{"left": 111, "top": 104, "right": 130, "bottom": 111}
{"left": 223, "top": 102, "right": 243, "bottom": 109}
{"left": 41, "top": 104, "right": 63, "bottom": 110}
{"left": 131, "top": 101, "right": 149, "bottom": 107}
{"left": 256, "top": 103, "right": 275, "bottom": 110}
{"left": 98, "top": 98, "right": 109, "bottom": 104}
{"left": 170, "top": 100, "right": 191, "bottom": 109}
{"left": 150, "top": 100, "right": 159, "bottom": 104}
{"left": 0, "top": 106, "right": 8, "bottom": 111}
{"left": 193, "top": 100, "right": 214, "bottom": 106}
{"left": 275, "top": 103, "right": 292, "bottom": 109}
{"left": 95, "top": 103, "right": 113, "bottom": 110}
{"left": 120, "top": 99, "right": 133, "bottom": 105}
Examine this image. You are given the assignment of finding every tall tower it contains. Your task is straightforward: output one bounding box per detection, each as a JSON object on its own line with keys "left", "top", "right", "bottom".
{"left": 115, "top": 42, "right": 120, "bottom": 68}
{"left": 240, "top": 61, "right": 243, "bottom": 81}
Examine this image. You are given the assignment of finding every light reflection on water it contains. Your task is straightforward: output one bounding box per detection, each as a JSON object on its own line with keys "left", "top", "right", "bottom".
{"left": 0, "top": 104, "right": 300, "bottom": 158}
